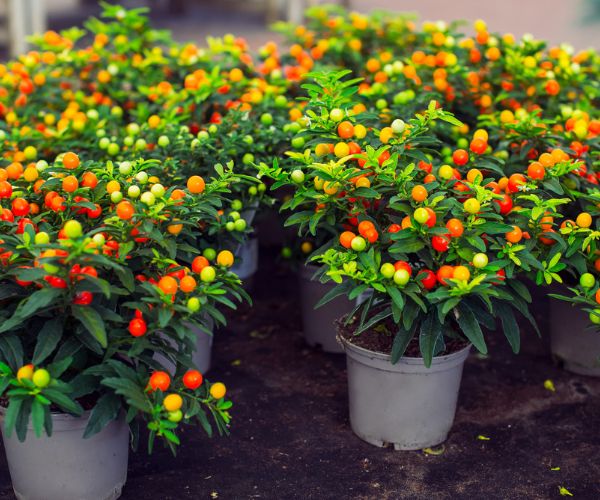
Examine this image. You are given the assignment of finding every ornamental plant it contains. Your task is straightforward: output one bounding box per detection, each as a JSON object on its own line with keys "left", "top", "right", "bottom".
{"left": 263, "top": 71, "right": 576, "bottom": 365}
{"left": 546, "top": 210, "right": 600, "bottom": 327}
{"left": 0, "top": 152, "right": 249, "bottom": 452}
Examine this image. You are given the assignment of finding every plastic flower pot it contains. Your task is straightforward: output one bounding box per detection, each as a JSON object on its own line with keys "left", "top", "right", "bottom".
{"left": 155, "top": 317, "right": 214, "bottom": 374}
{"left": 1, "top": 411, "right": 129, "bottom": 500}
{"left": 189, "top": 320, "right": 214, "bottom": 374}
{"left": 549, "top": 297, "right": 600, "bottom": 376}
{"left": 339, "top": 333, "right": 471, "bottom": 450}
{"left": 231, "top": 237, "right": 259, "bottom": 281}
{"left": 298, "top": 264, "right": 353, "bottom": 353}
{"left": 241, "top": 201, "right": 259, "bottom": 226}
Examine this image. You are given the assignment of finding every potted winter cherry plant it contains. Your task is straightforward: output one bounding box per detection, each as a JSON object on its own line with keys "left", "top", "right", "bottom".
{"left": 266, "top": 71, "right": 572, "bottom": 449}
{"left": 544, "top": 203, "right": 600, "bottom": 375}
{"left": 0, "top": 153, "right": 246, "bottom": 499}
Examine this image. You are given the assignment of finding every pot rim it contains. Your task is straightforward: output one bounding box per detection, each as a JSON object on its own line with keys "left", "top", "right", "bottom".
{"left": 338, "top": 332, "right": 472, "bottom": 366}
{"left": 0, "top": 406, "right": 92, "bottom": 421}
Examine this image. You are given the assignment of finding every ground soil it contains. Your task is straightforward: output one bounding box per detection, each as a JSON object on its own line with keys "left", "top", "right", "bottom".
{"left": 0, "top": 246, "right": 599, "bottom": 499}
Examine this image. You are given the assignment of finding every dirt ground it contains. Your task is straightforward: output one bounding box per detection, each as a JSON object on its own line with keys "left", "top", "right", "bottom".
{"left": 0, "top": 242, "right": 599, "bottom": 499}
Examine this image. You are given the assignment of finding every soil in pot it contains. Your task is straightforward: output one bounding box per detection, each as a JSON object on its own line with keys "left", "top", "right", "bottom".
{"left": 338, "top": 314, "right": 471, "bottom": 451}
{"left": 337, "top": 315, "right": 470, "bottom": 358}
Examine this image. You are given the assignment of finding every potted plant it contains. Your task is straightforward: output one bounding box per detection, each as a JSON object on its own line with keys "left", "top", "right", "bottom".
{"left": 264, "top": 69, "right": 574, "bottom": 448}
{"left": 542, "top": 207, "right": 600, "bottom": 375}
{"left": 0, "top": 152, "right": 245, "bottom": 499}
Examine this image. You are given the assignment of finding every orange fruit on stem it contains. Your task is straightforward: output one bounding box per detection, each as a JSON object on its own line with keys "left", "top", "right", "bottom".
{"left": 180, "top": 275, "right": 197, "bottom": 293}
{"left": 158, "top": 276, "right": 178, "bottom": 295}
{"left": 116, "top": 201, "right": 134, "bottom": 220}
{"left": 411, "top": 185, "right": 428, "bottom": 202}
{"left": 340, "top": 231, "right": 356, "bottom": 248}
{"left": 62, "top": 175, "right": 78, "bottom": 192}
{"left": 63, "top": 152, "right": 80, "bottom": 169}
{"left": 187, "top": 175, "right": 206, "bottom": 194}
{"left": 505, "top": 226, "right": 523, "bottom": 243}
{"left": 149, "top": 371, "right": 170, "bottom": 392}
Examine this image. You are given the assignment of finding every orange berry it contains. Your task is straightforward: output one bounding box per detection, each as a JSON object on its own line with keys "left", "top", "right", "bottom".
{"left": 62, "top": 175, "right": 79, "bottom": 193}
{"left": 180, "top": 275, "right": 197, "bottom": 293}
{"left": 158, "top": 276, "right": 178, "bottom": 295}
{"left": 505, "top": 226, "right": 523, "bottom": 243}
{"left": 437, "top": 265, "right": 455, "bottom": 285}
{"left": 187, "top": 175, "right": 205, "bottom": 194}
{"left": 81, "top": 172, "right": 98, "bottom": 188}
{"left": 446, "top": 218, "right": 464, "bottom": 238}
{"left": 62, "top": 152, "right": 80, "bottom": 169}
{"left": 116, "top": 201, "right": 134, "bottom": 220}
{"left": 411, "top": 185, "right": 428, "bottom": 202}
{"left": 358, "top": 220, "right": 375, "bottom": 237}
{"left": 337, "top": 121, "right": 354, "bottom": 139}
{"left": 340, "top": 231, "right": 356, "bottom": 249}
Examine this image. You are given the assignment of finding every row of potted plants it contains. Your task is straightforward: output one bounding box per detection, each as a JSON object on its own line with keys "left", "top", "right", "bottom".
{"left": 0, "top": 3, "right": 597, "bottom": 497}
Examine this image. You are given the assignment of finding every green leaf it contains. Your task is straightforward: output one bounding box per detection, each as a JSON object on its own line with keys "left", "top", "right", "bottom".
{"left": 496, "top": 303, "right": 520, "bottom": 353}
{"left": 3, "top": 397, "right": 23, "bottom": 438}
{"left": 391, "top": 325, "right": 416, "bottom": 364}
{"left": 402, "top": 300, "right": 419, "bottom": 331}
{"left": 72, "top": 306, "right": 107, "bottom": 348}
{"left": 456, "top": 303, "right": 488, "bottom": 354}
{"left": 315, "top": 282, "right": 350, "bottom": 309}
{"left": 0, "top": 335, "right": 23, "bottom": 370}
{"left": 509, "top": 280, "right": 532, "bottom": 303}
{"left": 419, "top": 315, "right": 443, "bottom": 368}
{"left": 386, "top": 285, "right": 405, "bottom": 310}
{"left": 0, "top": 288, "right": 62, "bottom": 333}
{"left": 355, "top": 307, "right": 392, "bottom": 334}
{"left": 32, "top": 319, "right": 63, "bottom": 365}
{"left": 43, "top": 388, "right": 83, "bottom": 416}
{"left": 31, "top": 399, "right": 46, "bottom": 438}
{"left": 162, "top": 429, "right": 180, "bottom": 445}
{"left": 17, "top": 288, "right": 62, "bottom": 319}
{"left": 101, "top": 377, "right": 152, "bottom": 412}
{"left": 477, "top": 222, "right": 514, "bottom": 234}
{"left": 83, "top": 393, "right": 122, "bottom": 438}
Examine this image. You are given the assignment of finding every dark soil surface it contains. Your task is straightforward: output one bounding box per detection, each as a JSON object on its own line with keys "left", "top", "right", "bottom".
{"left": 0, "top": 246, "right": 599, "bottom": 499}
{"left": 337, "top": 315, "right": 469, "bottom": 357}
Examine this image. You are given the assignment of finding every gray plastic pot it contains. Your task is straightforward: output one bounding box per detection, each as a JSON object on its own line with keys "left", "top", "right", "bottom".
{"left": 298, "top": 265, "right": 353, "bottom": 353}
{"left": 231, "top": 237, "right": 259, "bottom": 281}
{"left": 340, "top": 335, "right": 471, "bottom": 450}
{"left": 155, "top": 317, "right": 214, "bottom": 374}
{"left": 550, "top": 298, "right": 600, "bottom": 376}
{"left": 189, "top": 321, "right": 214, "bottom": 374}
{"left": 1, "top": 411, "right": 128, "bottom": 500}
{"left": 241, "top": 201, "right": 259, "bottom": 226}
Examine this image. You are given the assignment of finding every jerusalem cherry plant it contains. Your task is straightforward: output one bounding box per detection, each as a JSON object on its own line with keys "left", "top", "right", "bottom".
{"left": 547, "top": 210, "right": 600, "bottom": 328}
{"left": 0, "top": 152, "right": 248, "bottom": 452}
{"left": 263, "top": 73, "right": 573, "bottom": 366}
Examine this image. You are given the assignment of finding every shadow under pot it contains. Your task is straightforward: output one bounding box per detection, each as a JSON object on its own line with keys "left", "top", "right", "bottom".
{"left": 549, "top": 294, "right": 600, "bottom": 376}
{"left": 337, "top": 324, "right": 471, "bottom": 450}
{"left": 298, "top": 264, "right": 354, "bottom": 353}
{"left": 0, "top": 410, "right": 129, "bottom": 500}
